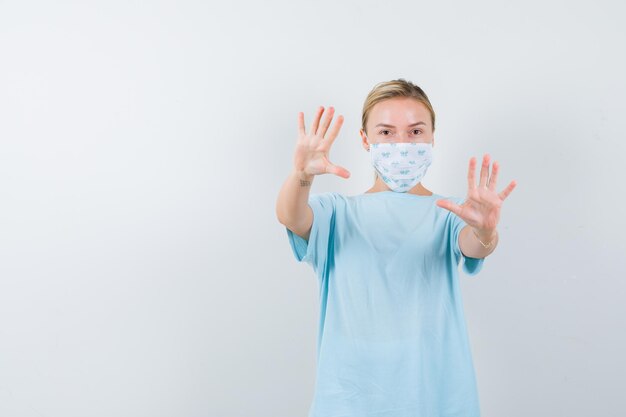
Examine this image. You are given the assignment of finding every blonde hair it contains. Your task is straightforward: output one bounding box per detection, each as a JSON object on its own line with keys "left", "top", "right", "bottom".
{"left": 361, "top": 78, "right": 436, "bottom": 135}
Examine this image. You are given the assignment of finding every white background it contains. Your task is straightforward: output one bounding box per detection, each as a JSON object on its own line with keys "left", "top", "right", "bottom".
{"left": 1, "top": 0, "right": 625, "bottom": 416}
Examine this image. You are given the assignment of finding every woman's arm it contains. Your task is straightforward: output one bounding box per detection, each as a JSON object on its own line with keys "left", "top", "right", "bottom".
{"left": 459, "top": 226, "right": 498, "bottom": 259}
{"left": 276, "top": 170, "right": 315, "bottom": 241}
{"left": 275, "top": 106, "right": 350, "bottom": 241}
{"left": 437, "top": 154, "right": 516, "bottom": 259}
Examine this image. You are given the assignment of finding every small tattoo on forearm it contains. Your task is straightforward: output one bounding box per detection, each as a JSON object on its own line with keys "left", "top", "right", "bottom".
{"left": 300, "top": 180, "right": 312, "bottom": 187}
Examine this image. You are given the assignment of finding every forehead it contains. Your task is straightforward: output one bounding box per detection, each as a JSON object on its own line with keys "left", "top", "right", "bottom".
{"left": 369, "top": 97, "right": 430, "bottom": 127}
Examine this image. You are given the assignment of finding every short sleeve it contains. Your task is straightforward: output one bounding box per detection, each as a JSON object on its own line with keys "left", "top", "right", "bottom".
{"left": 285, "top": 192, "right": 336, "bottom": 273}
{"left": 449, "top": 197, "right": 485, "bottom": 276}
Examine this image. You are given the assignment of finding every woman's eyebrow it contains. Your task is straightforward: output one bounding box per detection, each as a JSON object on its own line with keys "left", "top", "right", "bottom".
{"left": 375, "top": 122, "right": 426, "bottom": 128}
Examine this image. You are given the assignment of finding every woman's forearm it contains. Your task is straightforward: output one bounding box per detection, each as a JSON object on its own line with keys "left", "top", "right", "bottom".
{"left": 275, "top": 169, "right": 314, "bottom": 240}
{"left": 458, "top": 226, "right": 498, "bottom": 259}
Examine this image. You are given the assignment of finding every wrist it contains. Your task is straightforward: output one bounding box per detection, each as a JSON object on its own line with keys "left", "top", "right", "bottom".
{"left": 293, "top": 169, "right": 314, "bottom": 183}
{"left": 472, "top": 228, "right": 497, "bottom": 248}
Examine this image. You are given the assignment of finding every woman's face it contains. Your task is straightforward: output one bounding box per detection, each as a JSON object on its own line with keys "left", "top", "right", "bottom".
{"left": 360, "top": 97, "right": 434, "bottom": 150}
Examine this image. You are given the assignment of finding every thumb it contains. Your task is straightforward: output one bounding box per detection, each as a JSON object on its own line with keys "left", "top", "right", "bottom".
{"left": 326, "top": 163, "right": 351, "bottom": 179}
{"left": 436, "top": 199, "right": 461, "bottom": 216}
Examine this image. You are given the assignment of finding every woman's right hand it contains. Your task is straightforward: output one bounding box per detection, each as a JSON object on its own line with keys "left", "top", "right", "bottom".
{"left": 294, "top": 106, "right": 350, "bottom": 179}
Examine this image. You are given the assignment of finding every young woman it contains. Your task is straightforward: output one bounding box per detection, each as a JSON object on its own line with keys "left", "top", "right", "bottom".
{"left": 275, "top": 79, "right": 517, "bottom": 417}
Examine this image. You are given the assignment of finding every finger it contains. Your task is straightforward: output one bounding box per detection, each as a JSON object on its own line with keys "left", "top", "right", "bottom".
{"left": 317, "top": 106, "right": 335, "bottom": 138}
{"left": 435, "top": 198, "right": 462, "bottom": 216}
{"left": 488, "top": 160, "right": 499, "bottom": 191}
{"left": 309, "top": 105, "right": 324, "bottom": 136}
{"left": 479, "top": 154, "right": 490, "bottom": 188}
{"left": 297, "top": 112, "right": 305, "bottom": 136}
{"left": 326, "top": 163, "right": 351, "bottom": 179}
{"left": 498, "top": 180, "right": 517, "bottom": 200}
{"left": 323, "top": 114, "right": 344, "bottom": 149}
{"left": 468, "top": 157, "right": 477, "bottom": 191}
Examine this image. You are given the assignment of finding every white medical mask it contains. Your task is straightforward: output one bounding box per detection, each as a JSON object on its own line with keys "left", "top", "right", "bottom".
{"left": 368, "top": 141, "right": 433, "bottom": 192}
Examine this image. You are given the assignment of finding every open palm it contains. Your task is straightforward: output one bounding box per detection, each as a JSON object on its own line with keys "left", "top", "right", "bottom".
{"left": 294, "top": 106, "right": 350, "bottom": 178}
{"left": 436, "top": 154, "right": 517, "bottom": 233}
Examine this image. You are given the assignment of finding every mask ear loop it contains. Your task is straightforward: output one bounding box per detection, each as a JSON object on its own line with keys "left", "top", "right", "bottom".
{"left": 365, "top": 134, "right": 377, "bottom": 181}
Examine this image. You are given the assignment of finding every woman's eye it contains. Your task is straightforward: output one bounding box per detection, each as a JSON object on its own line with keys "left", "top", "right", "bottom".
{"left": 412, "top": 129, "right": 422, "bottom": 134}
{"left": 379, "top": 130, "right": 391, "bottom": 135}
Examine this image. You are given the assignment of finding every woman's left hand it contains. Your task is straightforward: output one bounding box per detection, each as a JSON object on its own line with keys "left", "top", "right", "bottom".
{"left": 435, "top": 154, "right": 517, "bottom": 238}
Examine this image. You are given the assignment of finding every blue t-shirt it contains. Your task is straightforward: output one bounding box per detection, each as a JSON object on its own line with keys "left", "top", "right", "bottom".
{"left": 286, "top": 191, "right": 485, "bottom": 417}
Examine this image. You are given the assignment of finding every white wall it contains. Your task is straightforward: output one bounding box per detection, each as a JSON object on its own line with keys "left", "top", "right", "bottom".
{"left": 1, "top": 0, "right": 624, "bottom": 416}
